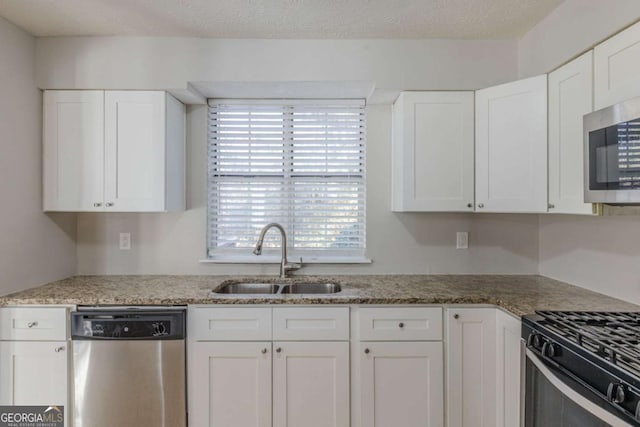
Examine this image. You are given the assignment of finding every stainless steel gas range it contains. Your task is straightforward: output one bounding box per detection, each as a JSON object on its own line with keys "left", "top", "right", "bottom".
{"left": 523, "top": 311, "right": 640, "bottom": 426}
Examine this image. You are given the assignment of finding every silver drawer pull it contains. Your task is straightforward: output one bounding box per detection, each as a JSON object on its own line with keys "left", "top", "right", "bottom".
{"left": 93, "top": 202, "right": 102, "bottom": 207}
{"left": 105, "top": 202, "right": 114, "bottom": 207}
{"left": 27, "top": 321, "right": 38, "bottom": 328}
{"left": 261, "top": 348, "right": 268, "bottom": 354}
{"left": 398, "top": 322, "right": 405, "bottom": 328}
{"left": 54, "top": 346, "right": 65, "bottom": 353}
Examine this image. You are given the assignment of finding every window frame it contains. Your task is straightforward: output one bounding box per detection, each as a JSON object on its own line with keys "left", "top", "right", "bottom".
{"left": 204, "top": 98, "right": 370, "bottom": 264}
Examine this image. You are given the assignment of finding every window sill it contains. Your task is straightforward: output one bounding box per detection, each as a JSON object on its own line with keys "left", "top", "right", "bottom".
{"left": 199, "top": 255, "right": 372, "bottom": 264}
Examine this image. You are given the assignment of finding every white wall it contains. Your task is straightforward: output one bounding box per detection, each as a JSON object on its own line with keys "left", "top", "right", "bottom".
{"left": 0, "top": 17, "right": 76, "bottom": 295}
{"left": 33, "top": 35, "right": 539, "bottom": 275}
{"left": 518, "top": 0, "right": 640, "bottom": 78}
{"left": 77, "top": 104, "right": 539, "bottom": 275}
{"left": 518, "top": 2, "right": 640, "bottom": 303}
{"left": 36, "top": 37, "right": 517, "bottom": 93}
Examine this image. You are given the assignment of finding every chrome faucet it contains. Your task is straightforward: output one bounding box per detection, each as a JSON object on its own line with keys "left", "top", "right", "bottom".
{"left": 253, "top": 223, "right": 302, "bottom": 278}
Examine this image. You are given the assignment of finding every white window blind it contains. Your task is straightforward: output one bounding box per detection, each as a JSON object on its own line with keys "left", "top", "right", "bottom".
{"left": 207, "top": 99, "right": 366, "bottom": 260}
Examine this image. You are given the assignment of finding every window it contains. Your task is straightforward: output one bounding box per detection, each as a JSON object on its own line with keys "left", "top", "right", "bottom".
{"left": 207, "top": 99, "right": 367, "bottom": 262}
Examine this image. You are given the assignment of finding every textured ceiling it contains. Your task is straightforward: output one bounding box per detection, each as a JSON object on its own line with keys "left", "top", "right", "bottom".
{"left": 0, "top": 0, "right": 563, "bottom": 39}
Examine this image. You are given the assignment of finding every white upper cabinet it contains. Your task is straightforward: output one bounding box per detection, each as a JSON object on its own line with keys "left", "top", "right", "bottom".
{"left": 392, "top": 91, "right": 475, "bottom": 212}
{"left": 43, "top": 91, "right": 105, "bottom": 211}
{"left": 475, "top": 75, "right": 548, "bottom": 213}
{"left": 594, "top": 21, "right": 640, "bottom": 110}
{"left": 43, "top": 90, "right": 185, "bottom": 212}
{"left": 548, "top": 51, "right": 594, "bottom": 215}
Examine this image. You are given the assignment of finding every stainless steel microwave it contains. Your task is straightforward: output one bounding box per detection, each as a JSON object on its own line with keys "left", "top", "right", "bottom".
{"left": 584, "top": 96, "right": 640, "bottom": 204}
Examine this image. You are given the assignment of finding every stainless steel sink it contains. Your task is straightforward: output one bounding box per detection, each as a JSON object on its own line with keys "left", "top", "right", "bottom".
{"left": 280, "top": 283, "right": 342, "bottom": 294}
{"left": 213, "top": 281, "right": 341, "bottom": 295}
{"left": 214, "top": 283, "right": 280, "bottom": 294}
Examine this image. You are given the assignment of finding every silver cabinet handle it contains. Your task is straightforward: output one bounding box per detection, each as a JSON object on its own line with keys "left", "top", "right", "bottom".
{"left": 276, "top": 347, "right": 282, "bottom": 353}
{"left": 477, "top": 203, "right": 484, "bottom": 209}
{"left": 453, "top": 314, "right": 460, "bottom": 320}
{"left": 27, "top": 321, "right": 38, "bottom": 328}
{"left": 548, "top": 203, "right": 555, "bottom": 209}
{"left": 54, "top": 346, "right": 65, "bottom": 353}
{"left": 398, "top": 322, "right": 405, "bottom": 328}
{"left": 105, "top": 202, "right": 114, "bottom": 207}
{"left": 93, "top": 202, "right": 102, "bottom": 207}
{"left": 364, "top": 348, "right": 370, "bottom": 354}
{"left": 467, "top": 203, "right": 473, "bottom": 208}
{"left": 261, "top": 348, "right": 268, "bottom": 354}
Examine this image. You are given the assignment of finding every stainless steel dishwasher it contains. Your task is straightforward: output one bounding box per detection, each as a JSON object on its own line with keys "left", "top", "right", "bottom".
{"left": 71, "top": 307, "right": 186, "bottom": 427}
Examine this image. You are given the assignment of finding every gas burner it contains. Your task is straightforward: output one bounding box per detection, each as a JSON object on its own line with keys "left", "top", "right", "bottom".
{"left": 535, "top": 311, "right": 640, "bottom": 377}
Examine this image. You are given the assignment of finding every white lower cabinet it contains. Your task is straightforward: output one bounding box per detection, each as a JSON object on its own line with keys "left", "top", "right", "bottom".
{"left": 0, "top": 306, "right": 70, "bottom": 427}
{"left": 446, "top": 308, "right": 522, "bottom": 427}
{"left": 359, "top": 341, "right": 444, "bottom": 427}
{"left": 273, "top": 341, "right": 350, "bottom": 427}
{"left": 188, "top": 306, "right": 350, "bottom": 427}
{"left": 190, "top": 342, "right": 272, "bottom": 427}
{"left": 189, "top": 305, "right": 522, "bottom": 427}
{"left": 353, "top": 307, "right": 444, "bottom": 427}
{"left": 495, "top": 310, "right": 523, "bottom": 427}
{"left": 0, "top": 341, "right": 68, "bottom": 407}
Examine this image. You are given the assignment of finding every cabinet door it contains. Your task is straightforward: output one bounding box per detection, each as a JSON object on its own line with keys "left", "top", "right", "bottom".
{"left": 273, "top": 341, "right": 349, "bottom": 427}
{"left": 548, "top": 51, "right": 594, "bottom": 215}
{"left": 475, "top": 75, "right": 548, "bottom": 212}
{"left": 594, "top": 21, "right": 640, "bottom": 110}
{"left": 446, "top": 308, "right": 496, "bottom": 427}
{"left": 104, "top": 91, "right": 166, "bottom": 211}
{"left": 392, "top": 92, "right": 475, "bottom": 212}
{"left": 0, "top": 341, "right": 68, "bottom": 421}
{"left": 360, "top": 341, "right": 443, "bottom": 427}
{"left": 190, "top": 341, "right": 272, "bottom": 427}
{"left": 495, "top": 310, "right": 523, "bottom": 427}
{"left": 43, "top": 90, "right": 104, "bottom": 211}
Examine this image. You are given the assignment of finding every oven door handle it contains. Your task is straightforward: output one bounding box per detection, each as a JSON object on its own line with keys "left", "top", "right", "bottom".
{"left": 526, "top": 348, "right": 633, "bottom": 427}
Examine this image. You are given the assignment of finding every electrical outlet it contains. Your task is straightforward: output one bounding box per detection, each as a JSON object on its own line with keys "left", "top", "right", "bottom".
{"left": 456, "top": 232, "right": 469, "bottom": 249}
{"left": 119, "top": 233, "right": 131, "bottom": 250}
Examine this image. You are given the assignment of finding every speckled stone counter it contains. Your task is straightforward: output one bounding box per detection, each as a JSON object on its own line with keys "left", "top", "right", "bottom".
{"left": 1, "top": 275, "right": 638, "bottom": 317}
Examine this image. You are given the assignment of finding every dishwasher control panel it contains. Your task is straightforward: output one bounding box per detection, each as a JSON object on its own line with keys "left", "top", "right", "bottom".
{"left": 71, "top": 308, "right": 185, "bottom": 340}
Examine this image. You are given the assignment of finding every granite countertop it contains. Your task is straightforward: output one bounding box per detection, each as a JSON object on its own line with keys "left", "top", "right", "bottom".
{"left": 1, "top": 275, "right": 638, "bottom": 317}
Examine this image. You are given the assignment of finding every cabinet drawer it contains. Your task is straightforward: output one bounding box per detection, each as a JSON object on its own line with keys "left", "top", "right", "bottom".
{"left": 190, "top": 307, "right": 272, "bottom": 341}
{"left": 0, "top": 308, "right": 68, "bottom": 341}
{"left": 358, "top": 307, "right": 442, "bottom": 341}
{"left": 273, "top": 307, "right": 349, "bottom": 341}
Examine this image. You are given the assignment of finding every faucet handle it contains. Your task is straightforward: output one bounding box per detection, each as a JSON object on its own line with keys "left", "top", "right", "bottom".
{"left": 284, "top": 257, "right": 303, "bottom": 275}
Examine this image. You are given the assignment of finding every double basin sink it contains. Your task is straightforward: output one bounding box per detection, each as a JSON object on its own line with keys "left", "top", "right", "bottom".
{"left": 214, "top": 281, "right": 341, "bottom": 295}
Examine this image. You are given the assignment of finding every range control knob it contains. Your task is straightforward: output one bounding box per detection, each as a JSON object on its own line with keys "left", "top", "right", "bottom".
{"left": 542, "top": 341, "right": 560, "bottom": 358}
{"left": 607, "top": 383, "right": 626, "bottom": 404}
{"left": 527, "top": 333, "right": 543, "bottom": 348}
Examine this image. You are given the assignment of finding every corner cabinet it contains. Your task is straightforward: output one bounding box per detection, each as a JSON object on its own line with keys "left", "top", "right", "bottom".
{"left": 548, "top": 51, "right": 594, "bottom": 215}
{"left": 445, "top": 307, "right": 522, "bottom": 427}
{"left": 475, "top": 75, "right": 548, "bottom": 213}
{"left": 594, "top": 20, "right": 640, "bottom": 110}
{"left": 43, "top": 90, "right": 185, "bottom": 212}
{"left": 392, "top": 92, "right": 475, "bottom": 212}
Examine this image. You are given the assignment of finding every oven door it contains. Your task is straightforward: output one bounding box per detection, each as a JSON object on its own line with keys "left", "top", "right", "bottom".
{"left": 525, "top": 348, "right": 633, "bottom": 427}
